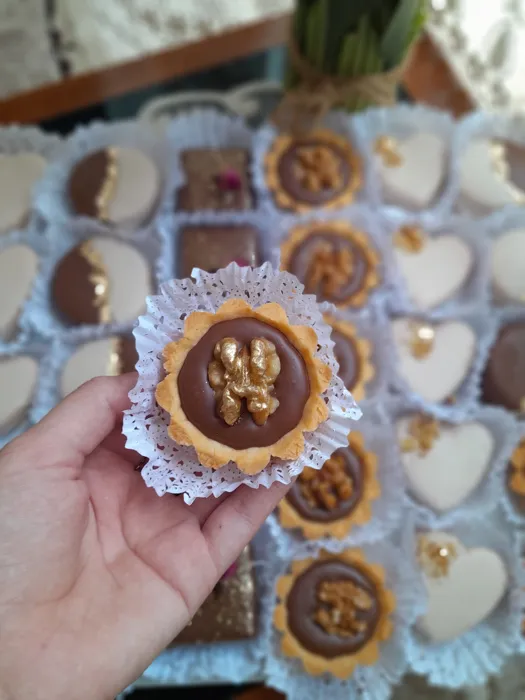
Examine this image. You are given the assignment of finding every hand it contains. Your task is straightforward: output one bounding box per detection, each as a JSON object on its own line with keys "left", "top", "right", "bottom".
{"left": 0, "top": 374, "right": 288, "bottom": 700}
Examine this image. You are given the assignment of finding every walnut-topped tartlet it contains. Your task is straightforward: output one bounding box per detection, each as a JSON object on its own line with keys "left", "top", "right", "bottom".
{"left": 156, "top": 298, "right": 332, "bottom": 474}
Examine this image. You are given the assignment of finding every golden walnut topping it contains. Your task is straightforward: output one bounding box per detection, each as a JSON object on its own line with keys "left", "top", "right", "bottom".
{"left": 305, "top": 242, "right": 353, "bottom": 297}
{"left": 417, "top": 536, "right": 458, "bottom": 579}
{"left": 207, "top": 336, "right": 281, "bottom": 427}
{"left": 293, "top": 145, "right": 343, "bottom": 193}
{"left": 299, "top": 453, "right": 354, "bottom": 511}
{"left": 394, "top": 225, "right": 426, "bottom": 253}
{"left": 314, "top": 580, "right": 374, "bottom": 637}
{"left": 401, "top": 414, "right": 440, "bottom": 456}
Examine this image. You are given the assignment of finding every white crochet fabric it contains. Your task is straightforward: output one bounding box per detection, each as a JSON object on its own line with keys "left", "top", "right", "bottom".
{"left": 0, "top": 0, "right": 59, "bottom": 98}
{"left": 53, "top": 0, "right": 293, "bottom": 74}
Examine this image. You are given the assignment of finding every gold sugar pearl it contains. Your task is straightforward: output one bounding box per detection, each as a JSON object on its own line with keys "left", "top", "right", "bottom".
{"left": 417, "top": 535, "right": 458, "bottom": 578}
{"left": 394, "top": 225, "right": 426, "bottom": 253}
{"left": 409, "top": 322, "right": 435, "bottom": 359}
{"left": 374, "top": 135, "right": 402, "bottom": 167}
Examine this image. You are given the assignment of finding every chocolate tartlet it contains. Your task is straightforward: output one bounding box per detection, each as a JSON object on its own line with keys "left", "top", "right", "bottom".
{"left": 279, "top": 432, "right": 380, "bottom": 539}
{"left": 274, "top": 551, "right": 395, "bottom": 678}
{"left": 265, "top": 129, "right": 362, "bottom": 212}
{"left": 178, "top": 225, "right": 259, "bottom": 277}
{"left": 482, "top": 321, "right": 525, "bottom": 413}
{"left": 325, "top": 315, "right": 375, "bottom": 400}
{"left": 177, "top": 148, "right": 254, "bottom": 211}
{"left": 51, "top": 237, "right": 151, "bottom": 326}
{"left": 506, "top": 438, "right": 525, "bottom": 515}
{"left": 171, "top": 547, "right": 256, "bottom": 645}
{"left": 156, "top": 298, "right": 332, "bottom": 473}
{"left": 281, "top": 221, "right": 381, "bottom": 308}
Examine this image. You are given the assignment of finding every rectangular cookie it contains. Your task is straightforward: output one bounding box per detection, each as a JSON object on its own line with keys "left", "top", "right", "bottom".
{"left": 177, "top": 148, "right": 254, "bottom": 211}
{"left": 179, "top": 225, "right": 259, "bottom": 277}
{"left": 169, "top": 547, "right": 257, "bottom": 645}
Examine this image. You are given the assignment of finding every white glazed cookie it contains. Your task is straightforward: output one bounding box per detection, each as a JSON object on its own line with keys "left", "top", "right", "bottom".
{"left": 391, "top": 318, "right": 476, "bottom": 403}
{"left": 0, "top": 244, "right": 38, "bottom": 340}
{"left": 0, "top": 153, "right": 46, "bottom": 234}
{"left": 491, "top": 228, "right": 525, "bottom": 304}
{"left": 375, "top": 132, "right": 447, "bottom": 210}
{"left": 397, "top": 416, "right": 494, "bottom": 512}
{"left": 459, "top": 139, "right": 525, "bottom": 215}
{"left": 394, "top": 230, "right": 473, "bottom": 310}
{"left": 416, "top": 531, "right": 508, "bottom": 642}
{"left": 0, "top": 355, "right": 38, "bottom": 435}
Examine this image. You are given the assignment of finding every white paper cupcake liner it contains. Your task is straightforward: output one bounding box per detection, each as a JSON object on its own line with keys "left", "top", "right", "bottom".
{"left": 23, "top": 218, "right": 160, "bottom": 341}
{"left": 387, "top": 308, "right": 498, "bottom": 420}
{"left": 166, "top": 109, "right": 256, "bottom": 219}
{"left": 0, "top": 339, "right": 47, "bottom": 449}
{"left": 0, "top": 228, "right": 49, "bottom": 351}
{"left": 33, "top": 120, "right": 172, "bottom": 239}
{"left": 142, "top": 523, "right": 276, "bottom": 685}
{"left": 379, "top": 210, "right": 491, "bottom": 317}
{"left": 269, "top": 412, "right": 404, "bottom": 558}
{"left": 455, "top": 111, "right": 525, "bottom": 218}
{"left": 264, "top": 523, "right": 425, "bottom": 700}
{"left": 253, "top": 110, "right": 368, "bottom": 222}
{"left": 355, "top": 104, "right": 458, "bottom": 222}
{"left": 385, "top": 395, "right": 521, "bottom": 529}
{"left": 156, "top": 209, "right": 281, "bottom": 287}
{"left": 406, "top": 513, "right": 523, "bottom": 688}
{"left": 122, "top": 262, "right": 361, "bottom": 504}
{"left": 269, "top": 204, "right": 396, "bottom": 315}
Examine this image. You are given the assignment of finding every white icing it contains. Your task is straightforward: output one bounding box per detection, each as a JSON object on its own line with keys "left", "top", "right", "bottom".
{"left": 491, "top": 228, "right": 525, "bottom": 304}
{"left": 108, "top": 147, "right": 161, "bottom": 228}
{"left": 0, "top": 355, "right": 38, "bottom": 435}
{"left": 61, "top": 337, "right": 115, "bottom": 396}
{"left": 395, "top": 236, "right": 473, "bottom": 310}
{"left": 0, "top": 244, "right": 39, "bottom": 340}
{"left": 397, "top": 419, "right": 494, "bottom": 512}
{"left": 416, "top": 532, "right": 508, "bottom": 642}
{"left": 91, "top": 238, "right": 151, "bottom": 324}
{"left": 459, "top": 139, "right": 521, "bottom": 213}
{"left": 377, "top": 132, "right": 447, "bottom": 210}
{"left": 392, "top": 319, "right": 476, "bottom": 403}
{"left": 0, "top": 153, "right": 46, "bottom": 233}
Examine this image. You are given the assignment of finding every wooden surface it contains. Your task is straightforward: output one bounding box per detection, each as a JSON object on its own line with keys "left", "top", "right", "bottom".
{"left": 0, "top": 14, "right": 470, "bottom": 125}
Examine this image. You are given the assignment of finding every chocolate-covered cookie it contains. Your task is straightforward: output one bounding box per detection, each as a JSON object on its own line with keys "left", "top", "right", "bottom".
{"left": 482, "top": 321, "right": 525, "bottom": 412}
{"left": 170, "top": 547, "right": 256, "bottom": 645}
{"left": 281, "top": 221, "right": 380, "bottom": 308}
{"left": 61, "top": 335, "right": 138, "bottom": 396}
{"left": 52, "top": 237, "right": 151, "bottom": 326}
{"left": 177, "top": 148, "right": 253, "bottom": 211}
{"left": 179, "top": 225, "right": 259, "bottom": 277}
{"left": 265, "top": 129, "right": 362, "bottom": 212}
{"left": 0, "top": 355, "right": 38, "bottom": 435}
{"left": 0, "top": 244, "right": 38, "bottom": 340}
{"left": 325, "top": 316, "right": 374, "bottom": 400}
{"left": 67, "top": 147, "right": 160, "bottom": 227}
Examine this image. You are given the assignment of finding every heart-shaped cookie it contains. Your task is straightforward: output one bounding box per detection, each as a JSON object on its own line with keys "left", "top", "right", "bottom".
{"left": 0, "top": 153, "right": 47, "bottom": 234}
{"left": 459, "top": 139, "right": 524, "bottom": 215}
{"left": 376, "top": 132, "right": 447, "bottom": 210}
{"left": 491, "top": 228, "right": 525, "bottom": 304}
{"left": 416, "top": 532, "right": 508, "bottom": 642}
{"left": 395, "top": 235, "right": 473, "bottom": 310}
{"left": 397, "top": 418, "right": 494, "bottom": 512}
{"left": 392, "top": 319, "right": 476, "bottom": 403}
{"left": 0, "top": 355, "right": 38, "bottom": 435}
{"left": 0, "top": 244, "right": 38, "bottom": 340}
